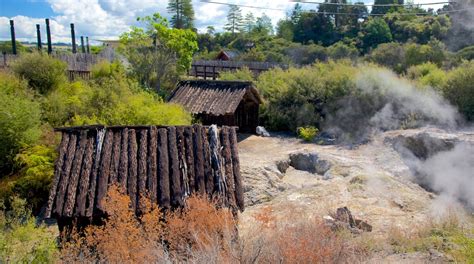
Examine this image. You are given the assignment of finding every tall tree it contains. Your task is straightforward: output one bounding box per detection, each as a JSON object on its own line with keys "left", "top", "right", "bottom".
{"left": 371, "top": 0, "right": 404, "bottom": 15}
{"left": 243, "top": 12, "right": 256, "bottom": 33}
{"left": 225, "top": 5, "right": 244, "bottom": 34}
{"left": 167, "top": 0, "right": 195, "bottom": 29}
{"left": 254, "top": 14, "right": 274, "bottom": 35}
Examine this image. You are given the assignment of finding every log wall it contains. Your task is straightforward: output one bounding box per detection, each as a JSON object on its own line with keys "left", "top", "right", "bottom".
{"left": 45, "top": 125, "right": 243, "bottom": 221}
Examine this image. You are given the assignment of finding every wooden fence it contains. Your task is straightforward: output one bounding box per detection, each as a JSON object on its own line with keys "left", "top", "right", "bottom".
{"left": 189, "top": 60, "right": 288, "bottom": 80}
{"left": 45, "top": 125, "right": 244, "bottom": 230}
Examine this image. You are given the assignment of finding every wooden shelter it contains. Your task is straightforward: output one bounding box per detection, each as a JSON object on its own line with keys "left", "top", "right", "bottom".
{"left": 45, "top": 125, "right": 244, "bottom": 231}
{"left": 169, "top": 80, "right": 262, "bottom": 133}
{"left": 216, "top": 50, "right": 240, "bottom": 61}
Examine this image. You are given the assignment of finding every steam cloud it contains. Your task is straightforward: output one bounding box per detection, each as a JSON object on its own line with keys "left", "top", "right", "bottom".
{"left": 324, "top": 68, "right": 461, "bottom": 143}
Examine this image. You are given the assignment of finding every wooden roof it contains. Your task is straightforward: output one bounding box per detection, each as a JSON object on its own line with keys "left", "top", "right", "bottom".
{"left": 45, "top": 125, "right": 244, "bottom": 219}
{"left": 169, "top": 80, "right": 262, "bottom": 116}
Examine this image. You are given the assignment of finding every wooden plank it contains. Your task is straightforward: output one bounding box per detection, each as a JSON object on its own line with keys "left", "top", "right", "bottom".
{"left": 54, "top": 133, "right": 78, "bottom": 216}
{"left": 63, "top": 131, "right": 88, "bottom": 217}
{"left": 45, "top": 132, "right": 70, "bottom": 218}
{"left": 230, "top": 128, "right": 244, "bottom": 211}
{"left": 168, "top": 127, "right": 183, "bottom": 208}
{"left": 220, "top": 126, "right": 236, "bottom": 210}
{"left": 209, "top": 125, "right": 225, "bottom": 196}
{"left": 86, "top": 129, "right": 106, "bottom": 217}
{"left": 96, "top": 130, "right": 114, "bottom": 211}
{"left": 193, "top": 125, "right": 205, "bottom": 194}
{"left": 75, "top": 133, "right": 95, "bottom": 216}
{"left": 109, "top": 131, "right": 122, "bottom": 185}
{"left": 118, "top": 128, "right": 129, "bottom": 190}
{"left": 184, "top": 126, "right": 195, "bottom": 193}
{"left": 202, "top": 126, "right": 213, "bottom": 195}
{"left": 128, "top": 129, "right": 138, "bottom": 211}
{"left": 147, "top": 127, "right": 158, "bottom": 205}
{"left": 157, "top": 128, "right": 170, "bottom": 209}
{"left": 137, "top": 129, "right": 148, "bottom": 213}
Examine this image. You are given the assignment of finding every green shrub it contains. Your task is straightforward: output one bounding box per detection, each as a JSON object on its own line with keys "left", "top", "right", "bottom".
{"left": 456, "top": 45, "right": 474, "bottom": 61}
{"left": 0, "top": 73, "right": 42, "bottom": 174}
{"left": 406, "top": 63, "right": 447, "bottom": 89}
{"left": 443, "top": 61, "right": 474, "bottom": 121}
{"left": 256, "top": 61, "right": 356, "bottom": 131}
{"left": 0, "top": 197, "right": 58, "bottom": 263}
{"left": 219, "top": 67, "right": 255, "bottom": 81}
{"left": 366, "top": 42, "right": 405, "bottom": 73}
{"left": 327, "top": 42, "right": 359, "bottom": 60}
{"left": 297, "top": 126, "right": 319, "bottom": 142}
{"left": 11, "top": 52, "right": 67, "bottom": 94}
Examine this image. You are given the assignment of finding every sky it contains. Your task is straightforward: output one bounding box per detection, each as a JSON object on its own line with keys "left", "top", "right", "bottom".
{"left": 0, "top": 0, "right": 447, "bottom": 44}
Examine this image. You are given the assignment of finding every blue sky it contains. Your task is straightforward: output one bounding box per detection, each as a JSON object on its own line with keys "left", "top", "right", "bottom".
{"left": 0, "top": 0, "right": 443, "bottom": 43}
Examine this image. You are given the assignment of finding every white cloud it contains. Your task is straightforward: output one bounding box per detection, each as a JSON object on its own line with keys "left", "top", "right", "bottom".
{"left": 0, "top": 0, "right": 442, "bottom": 43}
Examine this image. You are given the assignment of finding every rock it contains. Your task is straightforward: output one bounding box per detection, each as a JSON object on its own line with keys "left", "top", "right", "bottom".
{"left": 355, "top": 219, "right": 373, "bottom": 232}
{"left": 335, "top": 207, "right": 356, "bottom": 227}
{"left": 256, "top": 126, "right": 270, "bottom": 137}
{"left": 289, "top": 151, "right": 332, "bottom": 175}
{"left": 322, "top": 170, "right": 334, "bottom": 180}
{"left": 276, "top": 159, "right": 290, "bottom": 174}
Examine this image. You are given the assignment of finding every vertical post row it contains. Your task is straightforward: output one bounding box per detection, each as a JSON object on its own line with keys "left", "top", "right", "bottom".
{"left": 81, "top": 36, "right": 85, "bottom": 53}
{"left": 45, "top": 18, "right": 52, "bottom": 54}
{"left": 9, "top": 20, "right": 16, "bottom": 55}
{"left": 36, "top": 24, "right": 42, "bottom": 51}
{"left": 70, "top": 23, "right": 77, "bottom": 54}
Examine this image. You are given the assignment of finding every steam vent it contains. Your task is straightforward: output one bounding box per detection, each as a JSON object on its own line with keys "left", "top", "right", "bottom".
{"left": 45, "top": 125, "right": 244, "bottom": 228}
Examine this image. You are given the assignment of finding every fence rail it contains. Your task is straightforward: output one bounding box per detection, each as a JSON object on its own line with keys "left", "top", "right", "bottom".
{"left": 189, "top": 60, "right": 288, "bottom": 80}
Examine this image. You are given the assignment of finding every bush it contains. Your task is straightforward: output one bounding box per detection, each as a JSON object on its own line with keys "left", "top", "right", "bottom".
{"left": 256, "top": 61, "right": 356, "bottom": 131}
{"left": 219, "top": 67, "right": 255, "bottom": 81}
{"left": 366, "top": 42, "right": 405, "bottom": 73}
{"left": 0, "top": 73, "right": 42, "bottom": 174}
{"left": 406, "top": 63, "right": 447, "bottom": 89}
{"left": 0, "top": 197, "right": 58, "bottom": 263}
{"left": 297, "top": 126, "right": 319, "bottom": 142}
{"left": 11, "top": 52, "right": 67, "bottom": 94}
{"left": 443, "top": 61, "right": 474, "bottom": 121}
{"left": 327, "top": 42, "right": 359, "bottom": 60}
{"left": 457, "top": 45, "right": 474, "bottom": 61}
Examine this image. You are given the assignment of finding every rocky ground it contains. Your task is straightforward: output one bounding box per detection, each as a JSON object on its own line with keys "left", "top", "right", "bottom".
{"left": 237, "top": 126, "right": 474, "bottom": 263}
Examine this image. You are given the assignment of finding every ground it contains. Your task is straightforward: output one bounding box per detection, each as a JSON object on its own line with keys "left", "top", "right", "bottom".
{"left": 237, "top": 127, "right": 474, "bottom": 263}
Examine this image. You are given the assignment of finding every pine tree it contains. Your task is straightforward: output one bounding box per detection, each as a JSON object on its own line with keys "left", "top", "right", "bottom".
{"left": 224, "top": 5, "right": 244, "bottom": 34}
{"left": 243, "top": 12, "right": 256, "bottom": 33}
{"left": 167, "top": 0, "right": 195, "bottom": 29}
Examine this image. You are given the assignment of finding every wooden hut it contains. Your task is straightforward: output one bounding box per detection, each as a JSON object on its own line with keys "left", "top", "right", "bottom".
{"left": 45, "top": 125, "right": 244, "bottom": 233}
{"left": 169, "top": 80, "right": 262, "bottom": 133}
{"left": 216, "top": 50, "right": 240, "bottom": 61}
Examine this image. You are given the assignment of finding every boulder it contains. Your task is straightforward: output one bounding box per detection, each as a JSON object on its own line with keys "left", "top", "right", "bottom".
{"left": 289, "top": 152, "right": 332, "bottom": 175}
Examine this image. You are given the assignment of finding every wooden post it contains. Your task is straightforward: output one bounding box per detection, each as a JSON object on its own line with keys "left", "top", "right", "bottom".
{"left": 137, "top": 129, "right": 148, "bottom": 213}
{"left": 167, "top": 127, "right": 183, "bottom": 208}
{"left": 70, "top": 23, "right": 77, "bottom": 53}
{"left": 36, "top": 24, "right": 42, "bottom": 51}
{"left": 75, "top": 133, "right": 95, "bottom": 216}
{"left": 193, "top": 125, "right": 205, "bottom": 194}
{"left": 96, "top": 130, "right": 113, "bottom": 212}
{"left": 128, "top": 129, "right": 138, "bottom": 211}
{"left": 54, "top": 133, "right": 78, "bottom": 216}
{"left": 204, "top": 66, "right": 207, "bottom": 80}
{"left": 148, "top": 127, "right": 158, "bottom": 204}
{"left": 157, "top": 128, "right": 170, "bottom": 208}
{"left": 86, "top": 37, "right": 90, "bottom": 54}
{"left": 80, "top": 36, "right": 85, "bottom": 53}
{"left": 118, "top": 128, "right": 129, "bottom": 190}
{"left": 194, "top": 65, "right": 198, "bottom": 78}
{"left": 45, "top": 19, "right": 52, "bottom": 54}
{"left": 230, "top": 128, "right": 244, "bottom": 211}
{"left": 212, "top": 66, "right": 216, "bottom": 80}
{"left": 9, "top": 20, "right": 16, "bottom": 55}
{"left": 220, "top": 126, "right": 236, "bottom": 210}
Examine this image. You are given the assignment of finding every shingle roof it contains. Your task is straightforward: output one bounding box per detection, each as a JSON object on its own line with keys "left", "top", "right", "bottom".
{"left": 168, "top": 80, "right": 262, "bottom": 116}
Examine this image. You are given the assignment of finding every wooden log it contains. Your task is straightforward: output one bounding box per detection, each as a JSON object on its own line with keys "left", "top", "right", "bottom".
{"left": 157, "top": 128, "right": 170, "bottom": 209}
{"left": 63, "top": 131, "right": 88, "bottom": 217}
{"left": 220, "top": 126, "right": 236, "bottom": 210}
{"left": 86, "top": 129, "right": 106, "bottom": 217}
{"left": 128, "top": 129, "right": 138, "bottom": 211}
{"left": 118, "top": 128, "right": 129, "bottom": 190}
{"left": 45, "top": 133, "right": 70, "bottom": 218}
{"left": 202, "top": 126, "right": 213, "bottom": 195}
{"left": 54, "top": 133, "right": 78, "bottom": 216}
{"left": 75, "top": 133, "right": 94, "bottom": 216}
{"left": 147, "top": 127, "right": 158, "bottom": 205}
{"left": 137, "top": 129, "right": 148, "bottom": 213}
{"left": 229, "top": 128, "right": 244, "bottom": 211}
{"left": 193, "top": 125, "right": 205, "bottom": 194}
{"left": 176, "top": 127, "right": 189, "bottom": 197}
{"left": 168, "top": 127, "right": 183, "bottom": 207}
{"left": 96, "top": 130, "right": 114, "bottom": 211}
{"left": 184, "top": 126, "right": 195, "bottom": 193}
{"left": 108, "top": 131, "right": 122, "bottom": 185}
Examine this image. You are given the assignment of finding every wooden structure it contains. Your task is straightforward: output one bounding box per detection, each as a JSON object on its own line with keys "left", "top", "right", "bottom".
{"left": 169, "top": 80, "right": 262, "bottom": 133}
{"left": 45, "top": 125, "right": 244, "bottom": 230}
{"left": 189, "top": 60, "right": 287, "bottom": 80}
{"left": 216, "top": 50, "right": 240, "bottom": 61}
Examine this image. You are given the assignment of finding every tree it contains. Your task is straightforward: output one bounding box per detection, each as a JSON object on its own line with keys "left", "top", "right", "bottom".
{"left": 293, "top": 11, "right": 337, "bottom": 45}
{"left": 277, "top": 19, "right": 295, "bottom": 41}
{"left": 360, "top": 17, "right": 393, "bottom": 51}
{"left": 254, "top": 14, "right": 274, "bottom": 35}
{"left": 371, "top": 0, "right": 404, "bottom": 15}
{"left": 243, "top": 12, "right": 256, "bottom": 33}
{"left": 120, "top": 13, "right": 198, "bottom": 92}
{"left": 167, "top": 0, "right": 195, "bottom": 29}
{"left": 225, "top": 5, "right": 244, "bottom": 34}
{"left": 206, "top": 26, "right": 215, "bottom": 35}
